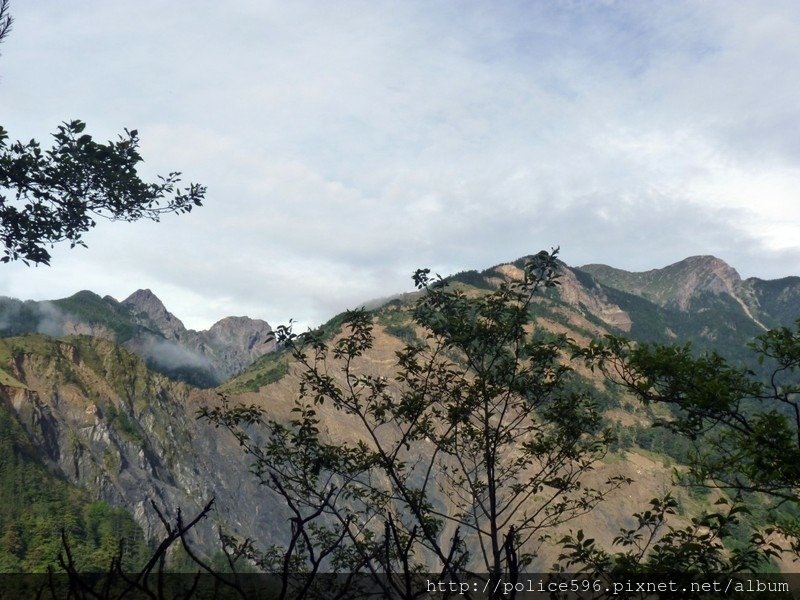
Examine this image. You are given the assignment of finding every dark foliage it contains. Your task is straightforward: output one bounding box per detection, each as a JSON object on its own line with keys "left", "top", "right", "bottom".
{"left": 579, "top": 323, "right": 800, "bottom": 503}
{"left": 0, "top": 121, "right": 205, "bottom": 265}
{"left": 200, "top": 249, "right": 630, "bottom": 599}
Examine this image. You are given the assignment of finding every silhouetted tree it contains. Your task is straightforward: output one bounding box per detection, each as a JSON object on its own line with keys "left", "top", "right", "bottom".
{"left": 0, "top": 0, "right": 11, "bottom": 50}
{"left": 555, "top": 321, "right": 800, "bottom": 593}
{"left": 0, "top": 2, "right": 205, "bottom": 265}
{"left": 0, "top": 121, "right": 205, "bottom": 265}
{"left": 201, "top": 249, "right": 629, "bottom": 598}
{"left": 580, "top": 323, "right": 800, "bottom": 506}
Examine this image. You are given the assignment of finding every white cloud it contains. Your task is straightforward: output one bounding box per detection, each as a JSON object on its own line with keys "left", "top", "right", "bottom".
{"left": 2, "top": 0, "right": 799, "bottom": 328}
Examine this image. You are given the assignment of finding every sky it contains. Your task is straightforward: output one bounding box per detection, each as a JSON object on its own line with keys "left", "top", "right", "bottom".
{"left": 1, "top": 0, "right": 799, "bottom": 330}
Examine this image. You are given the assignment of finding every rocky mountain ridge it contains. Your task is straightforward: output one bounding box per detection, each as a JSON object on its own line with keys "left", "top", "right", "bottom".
{"left": 580, "top": 256, "right": 742, "bottom": 309}
{"left": 579, "top": 255, "right": 800, "bottom": 332}
{"left": 0, "top": 289, "right": 276, "bottom": 387}
{"left": 121, "top": 289, "right": 186, "bottom": 339}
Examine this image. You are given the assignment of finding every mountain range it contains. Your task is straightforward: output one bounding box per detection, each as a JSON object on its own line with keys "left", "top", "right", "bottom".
{"left": 0, "top": 289, "right": 276, "bottom": 387}
{"left": 1, "top": 253, "right": 798, "bottom": 570}
{"left": 581, "top": 255, "right": 800, "bottom": 328}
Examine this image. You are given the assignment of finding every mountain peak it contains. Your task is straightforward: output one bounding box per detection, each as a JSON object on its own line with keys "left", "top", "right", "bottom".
{"left": 207, "top": 316, "right": 275, "bottom": 353}
{"left": 66, "top": 290, "right": 104, "bottom": 303}
{"left": 579, "top": 255, "right": 742, "bottom": 310}
{"left": 123, "top": 288, "right": 162, "bottom": 308}
{"left": 675, "top": 255, "right": 739, "bottom": 275}
{"left": 662, "top": 256, "right": 742, "bottom": 304}
{"left": 122, "top": 289, "right": 186, "bottom": 337}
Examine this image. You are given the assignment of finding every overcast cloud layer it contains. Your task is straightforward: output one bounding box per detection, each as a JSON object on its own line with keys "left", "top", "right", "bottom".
{"left": 1, "top": 1, "right": 799, "bottom": 329}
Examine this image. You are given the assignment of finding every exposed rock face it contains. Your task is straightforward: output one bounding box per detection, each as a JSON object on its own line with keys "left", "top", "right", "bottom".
{"left": 122, "top": 289, "right": 187, "bottom": 340}
{"left": 206, "top": 317, "right": 276, "bottom": 376}
{"left": 556, "top": 267, "right": 632, "bottom": 332}
{"left": 666, "top": 256, "right": 742, "bottom": 309}
{"left": 0, "top": 336, "right": 286, "bottom": 552}
{"left": 61, "top": 320, "right": 115, "bottom": 339}
{"left": 485, "top": 261, "right": 632, "bottom": 332}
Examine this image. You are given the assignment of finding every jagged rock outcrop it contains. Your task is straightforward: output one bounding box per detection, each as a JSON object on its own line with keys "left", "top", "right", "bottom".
{"left": 119, "top": 290, "right": 277, "bottom": 384}
{"left": 206, "top": 316, "right": 276, "bottom": 375}
{"left": 122, "top": 289, "right": 187, "bottom": 340}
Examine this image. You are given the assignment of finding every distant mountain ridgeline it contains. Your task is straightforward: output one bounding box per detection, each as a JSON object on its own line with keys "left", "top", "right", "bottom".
{"left": 443, "top": 255, "right": 800, "bottom": 366}
{"left": 0, "top": 289, "right": 276, "bottom": 387}
{"left": 222, "top": 253, "right": 800, "bottom": 454}
{"left": 576, "top": 256, "right": 800, "bottom": 364}
{"left": 579, "top": 255, "right": 800, "bottom": 327}
{"left": 3, "top": 255, "right": 797, "bottom": 392}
